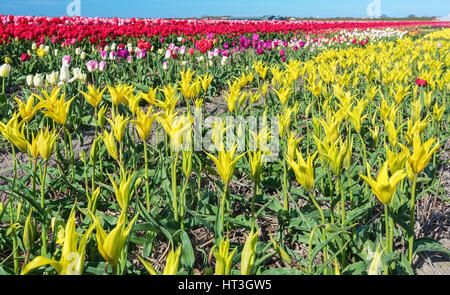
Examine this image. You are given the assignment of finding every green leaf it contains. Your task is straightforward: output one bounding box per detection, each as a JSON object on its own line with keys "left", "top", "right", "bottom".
{"left": 413, "top": 238, "right": 450, "bottom": 257}
{"left": 179, "top": 230, "right": 195, "bottom": 271}
{"left": 341, "top": 261, "right": 368, "bottom": 275}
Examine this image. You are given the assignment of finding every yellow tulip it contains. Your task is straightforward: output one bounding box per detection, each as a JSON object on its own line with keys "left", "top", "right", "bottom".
{"left": 140, "top": 86, "right": 158, "bottom": 105}
{"left": 404, "top": 118, "right": 429, "bottom": 145}
{"left": 205, "top": 145, "right": 245, "bottom": 185}
{"left": 260, "top": 81, "right": 269, "bottom": 97}
{"left": 385, "top": 144, "right": 408, "bottom": 174}
{"left": 131, "top": 107, "right": 158, "bottom": 141}
{"left": 286, "top": 150, "right": 317, "bottom": 192}
{"left": 102, "top": 129, "right": 118, "bottom": 160}
{"left": 15, "top": 95, "right": 41, "bottom": 122}
{"left": 213, "top": 237, "right": 237, "bottom": 275}
{"left": 0, "top": 113, "right": 28, "bottom": 152}
{"left": 407, "top": 134, "right": 440, "bottom": 174}
{"left": 39, "top": 92, "right": 75, "bottom": 125}
{"left": 199, "top": 73, "right": 213, "bottom": 92}
{"left": 78, "top": 85, "right": 106, "bottom": 108}
{"left": 35, "top": 127, "right": 58, "bottom": 161}
{"left": 240, "top": 229, "right": 258, "bottom": 275}
{"left": 223, "top": 88, "right": 240, "bottom": 114}
{"left": 274, "top": 87, "right": 292, "bottom": 105}
{"left": 92, "top": 209, "right": 138, "bottom": 267}
{"left": 348, "top": 98, "right": 368, "bottom": 133}
{"left": 22, "top": 203, "right": 95, "bottom": 275}
{"left": 126, "top": 92, "right": 141, "bottom": 115}
{"left": 249, "top": 150, "right": 263, "bottom": 182}
{"left": 108, "top": 169, "right": 135, "bottom": 211}
{"left": 287, "top": 132, "right": 303, "bottom": 161}
{"left": 107, "top": 84, "right": 135, "bottom": 106}
{"left": 384, "top": 120, "right": 403, "bottom": 149}
{"left": 360, "top": 161, "right": 407, "bottom": 205}
{"left": 432, "top": 102, "right": 445, "bottom": 123}
{"left": 158, "top": 113, "right": 193, "bottom": 151}
{"left": 107, "top": 114, "right": 130, "bottom": 143}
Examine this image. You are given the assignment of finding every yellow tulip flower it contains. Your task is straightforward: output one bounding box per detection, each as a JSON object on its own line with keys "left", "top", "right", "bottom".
{"left": 432, "top": 102, "right": 445, "bottom": 123}
{"left": 287, "top": 132, "right": 303, "bottom": 161}
{"left": 107, "top": 114, "right": 130, "bottom": 143}
{"left": 15, "top": 95, "right": 41, "bottom": 122}
{"left": 205, "top": 145, "right": 245, "bottom": 185}
{"left": 78, "top": 85, "right": 106, "bottom": 108}
{"left": 286, "top": 149, "right": 317, "bottom": 192}
{"left": 102, "top": 129, "right": 118, "bottom": 160}
{"left": 39, "top": 93, "right": 75, "bottom": 125}
{"left": 404, "top": 118, "right": 429, "bottom": 145}
{"left": 158, "top": 113, "right": 192, "bottom": 151}
{"left": 348, "top": 98, "right": 368, "bottom": 133}
{"left": 359, "top": 161, "right": 407, "bottom": 205}
{"left": 199, "top": 73, "right": 213, "bottom": 92}
{"left": 249, "top": 150, "right": 263, "bottom": 182}
{"left": 35, "top": 127, "right": 58, "bottom": 161}
{"left": 131, "top": 107, "right": 158, "bottom": 141}
{"left": 107, "top": 84, "right": 135, "bottom": 106}
{"left": 407, "top": 134, "right": 440, "bottom": 174}
{"left": 0, "top": 113, "right": 28, "bottom": 152}
{"left": 92, "top": 210, "right": 138, "bottom": 267}
{"left": 240, "top": 229, "right": 258, "bottom": 275}
{"left": 384, "top": 120, "right": 403, "bottom": 149}
{"left": 21, "top": 203, "right": 95, "bottom": 275}
{"left": 213, "top": 237, "right": 237, "bottom": 275}
{"left": 274, "top": 87, "right": 292, "bottom": 105}
{"left": 108, "top": 170, "right": 135, "bottom": 211}
{"left": 385, "top": 144, "right": 408, "bottom": 174}
{"left": 140, "top": 86, "right": 158, "bottom": 105}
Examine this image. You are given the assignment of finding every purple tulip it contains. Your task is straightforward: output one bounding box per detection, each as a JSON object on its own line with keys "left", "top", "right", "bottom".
{"left": 62, "top": 55, "right": 71, "bottom": 66}
{"left": 256, "top": 47, "right": 264, "bottom": 55}
{"left": 86, "top": 60, "right": 98, "bottom": 72}
{"left": 117, "top": 49, "right": 129, "bottom": 59}
{"left": 280, "top": 49, "right": 285, "bottom": 56}
{"left": 137, "top": 49, "right": 147, "bottom": 60}
{"left": 101, "top": 50, "right": 108, "bottom": 60}
{"left": 223, "top": 42, "right": 229, "bottom": 50}
{"left": 98, "top": 61, "right": 106, "bottom": 72}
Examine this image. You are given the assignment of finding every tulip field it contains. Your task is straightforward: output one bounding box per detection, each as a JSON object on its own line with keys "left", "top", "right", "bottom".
{"left": 0, "top": 15, "right": 449, "bottom": 276}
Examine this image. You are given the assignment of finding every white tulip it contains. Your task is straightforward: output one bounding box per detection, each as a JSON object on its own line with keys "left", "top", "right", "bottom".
{"left": 26, "top": 75, "right": 33, "bottom": 87}
{"left": 59, "top": 64, "right": 70, "bottom": 83}
{"left": 0, "top": 64, "right": 11, "bottom": 78}
{"left": 33, "top": 74, "right": 44, "bottom": 88}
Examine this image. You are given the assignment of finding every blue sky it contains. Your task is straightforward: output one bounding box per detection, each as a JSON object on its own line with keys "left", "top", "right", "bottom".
{"left": 1, "top": 0, "right": 449, "bottom": 18}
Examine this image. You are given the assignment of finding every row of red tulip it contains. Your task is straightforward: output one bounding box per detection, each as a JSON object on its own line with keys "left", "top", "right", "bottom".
{"left": 1, "top": 15, "right": 449, "bottom": 44}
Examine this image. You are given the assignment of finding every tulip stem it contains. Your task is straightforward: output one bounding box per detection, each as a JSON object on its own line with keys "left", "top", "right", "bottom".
{"left": 144, "top": 140, "right": 150, "bottom": 212}
{"left": 338, "top": 176, "right": 345, "bottom": 226}
{"left": 251, "top": 180, "right": 259, "bottom": 230}
{"left": 220, "top": 184, "right": 228, "bottom": 239}
{"left": 282, "top": 159, "right": 289, "bottom": 212}
{"left": 40, "top": 160, "right": 48, "bottom": 257}
{"left": 408, "top": 174, "right": 418, "bottom": 264}
{"left": 171, "top": 150, "right": 179, "bottom": 222}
